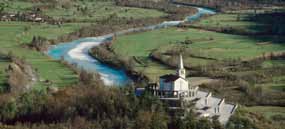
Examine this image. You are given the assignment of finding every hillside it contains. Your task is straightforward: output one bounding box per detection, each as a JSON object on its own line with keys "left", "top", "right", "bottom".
{"left": 0, "top": 0, "right": 284, "bottom": 129}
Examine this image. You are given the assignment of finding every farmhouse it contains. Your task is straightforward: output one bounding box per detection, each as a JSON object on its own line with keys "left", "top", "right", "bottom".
{"left": 144, "top": 54, "right": 238, "bottom": 124}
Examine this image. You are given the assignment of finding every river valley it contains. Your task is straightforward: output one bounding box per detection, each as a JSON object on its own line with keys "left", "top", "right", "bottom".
{"left": 47, "top": 6, "right": 216, "bottom": 86}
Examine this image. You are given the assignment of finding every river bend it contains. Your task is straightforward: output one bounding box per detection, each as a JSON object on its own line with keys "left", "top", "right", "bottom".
{"left": 47, "top": 7, "right": 216, "bottom": 86}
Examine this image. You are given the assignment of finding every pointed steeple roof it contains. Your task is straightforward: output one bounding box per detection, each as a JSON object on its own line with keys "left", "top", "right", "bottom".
{"left": 177, "top": 54, "right": 186, "bottom": 79}
{"left": 179, "top": 54, "right": 184, "bottom": 69}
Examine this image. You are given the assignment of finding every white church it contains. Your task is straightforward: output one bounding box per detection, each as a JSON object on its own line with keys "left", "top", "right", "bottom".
{"left": 159, "top": 54, "right": 198, "bottom": 98}
{"left": 144, "top": 54, "right": 238, "bottom": 124}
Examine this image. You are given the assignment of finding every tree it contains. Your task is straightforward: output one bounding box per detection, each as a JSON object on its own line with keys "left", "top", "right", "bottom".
{"left": 237, "top": 14, "right": 241, "bottom": 21}
{"left": 135, "top": 111, "right": 153, "bottom": 129}
{"left": 135, "top": 111, "right": 168, "bottom": 129}
{"left": 0, "top": 1, "right": 8, "bottom": 14}
{"left": 212, "top": 115, "right": 224, "bottom": 129}
{"left": 181, "top": 110, "right": 198, "bottom": 129}
{"left": 226, "top": 114, "right": 257, "bottom": 129}
{"left": 0, "top": 98, "right": 18, "bottom": 121}
{"left": 150, "top": 112, "right": 169, "bottom": 129}
{"left": 197, "top": 118, "right": 212, "bottom": 129}
{"left": 79, "top": 69, "right": 93, "bottom": 85}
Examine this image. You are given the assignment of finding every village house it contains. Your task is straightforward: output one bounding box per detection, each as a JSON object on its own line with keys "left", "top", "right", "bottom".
{"left": 0, "top": 12, "right": 49, "bottom": 23}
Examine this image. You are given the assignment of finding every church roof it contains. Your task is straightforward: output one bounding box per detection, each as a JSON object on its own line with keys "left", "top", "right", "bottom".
{"left": 160, "top": 74, "right": 180, "bottom": 82}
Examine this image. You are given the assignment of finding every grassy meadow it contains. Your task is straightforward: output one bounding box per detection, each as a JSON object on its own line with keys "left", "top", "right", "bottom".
{"left": 42, "top": 1, "right": 166, "bottom": 21}
{"left": 193, "top": 13, "right": 268, "bottom": 33}
{"left": 2, "top": 0, "right": 166, "bottom": 22}
{"left": 111, "top": 8, "right": 285, "bottom": 126}
{"left": 0, "top": 0, "right": 167, "bottom": 90}
{"left": 255, "top": 60, "right": 285, "bottom": 91}
{"left": 113, "top": 27, "right": 285, "bottom": 67}
{"left": 113, "top": 26, "right": 285, "bottom": 91}
{"left": 0, "top": 21, "right": 85, "bottom": 88}
{"left": 3, "top": 1, "right": 39, "bottom": 13}
{"left": 246, "top": 106, "right": 285, "bottom": 119}
{"left": 193, "top": 10, "right": 285, "bottom": 35}
{"left": 0, "top": 0, "right": 284, "bottom": 128}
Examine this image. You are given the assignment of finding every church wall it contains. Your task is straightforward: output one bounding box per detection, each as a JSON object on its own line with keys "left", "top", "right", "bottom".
{"left": 164, "top": 82, "right": 174, "bottom": 91}
{"left": 159, "top": 79, "right": 165, "bottom": 90}
{"left": 173, "top": 78, "right": 189, "bottom": 91}
{"left": 159, "top": 78, "right": 173, "bottom": 91}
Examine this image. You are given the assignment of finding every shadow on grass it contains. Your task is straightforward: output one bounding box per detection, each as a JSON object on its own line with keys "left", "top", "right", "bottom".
{"left": 247, "top": 11, "right": 285, "bottom": 36}
{"left": 245, "top": 11, "right": 285, "bottom": 44}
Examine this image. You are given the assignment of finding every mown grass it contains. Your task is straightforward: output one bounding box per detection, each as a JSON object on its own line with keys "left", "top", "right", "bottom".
{"left": 255, "top": 78, "right": 285, "bottom": 92}
{"left": 3, "top": 1, "right": 166, "bottom": 21}
{"left": 3, "top": 1, "right": 37, "bottom": 13}
{"left": 136, "top": 60, "right": 175, "bottom": 81}
{"left": 262, "top": 60, "right": 285, "bottom": 68}
{"left": 113, "top": 27, "right": 285, "bottom": 93}
{"left": 193, "top": 14, "right": 267, "bottom": 33}
{"left": 193, "top": 9, "right": 285, "bottom": 35}
{"left": 253, "top": 60, "right": 285, "bottom": 91}
{"left": 114, "top": 27, "right": 285, "bottom": 65}
{"left": 0, "top": 21, "right": 87, "bottom": 88}
{"left": 42, "top": 1, "right": 166, "bottom": 21}
{"left": 246, "top": 106, "right": 285, "bottom": 120}
{"left": 0, "top": 0, "right": 166, "bottom": 89}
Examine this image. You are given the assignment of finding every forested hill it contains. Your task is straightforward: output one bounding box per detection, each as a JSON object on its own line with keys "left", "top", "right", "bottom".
{"left": 11, "top": 0, "right": 285, "bottom": 11}
{"left": 175, "top": 0, "right": 285, "bottom": 10}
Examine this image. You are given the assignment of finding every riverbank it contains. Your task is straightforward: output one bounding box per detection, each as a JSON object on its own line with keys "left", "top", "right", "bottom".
{"left": 30, "top": 8, "right": 197, "bottom": 52}
{"left": 45, "top": 2, "right": 200, "bottom": 86}
{"left": 89, "top": 43, "right": 149, "bottom": 84}
{"left": 85, "top": 7, "right": 215, "bottom": 85}
{"left": 0, "top": 0, "right": 178, "bottom": 89}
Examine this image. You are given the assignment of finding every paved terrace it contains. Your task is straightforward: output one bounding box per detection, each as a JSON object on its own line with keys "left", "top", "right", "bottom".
{"left": 184, "top": 91, "right": 237, "bottom": 124}
{"left": 139, "top": 77, "right": 238, "bottom": 124}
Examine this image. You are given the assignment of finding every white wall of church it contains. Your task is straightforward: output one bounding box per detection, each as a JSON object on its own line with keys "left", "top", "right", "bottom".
{"left": 173, "top": 78, "right": 189, "bottom": 91}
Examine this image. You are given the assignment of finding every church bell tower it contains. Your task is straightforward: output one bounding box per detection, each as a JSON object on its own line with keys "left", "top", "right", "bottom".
{"left": 177, "top": 54, "right": 186, "bottom": 78}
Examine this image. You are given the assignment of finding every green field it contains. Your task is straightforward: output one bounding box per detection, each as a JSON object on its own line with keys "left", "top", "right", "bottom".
{"left": 262, "top": 60, "right": 285, "bottom": 68}
{"left": 193, "top": 10, "right": 285, "bottom": 35}
{"left": 2, "top": 1, "right": 166, "bottom": 22}
{"left": 112, "top": 19, "right": 285, "bottom": 127}
{"left": 113, "top": 27, "right": 285, "bottom": 65}
{"left": 0, "top": 1, "right": 284, "bottom": 128}
{"left": 3, "top": 1, "right": 39, "bottom": 13}
{"left": 113, "top": 27, "right": 285, "bottom": 92}
{"left": 42, "top": 1, "right": 166, "bottom": 21}
{"left": 237, "top": 106, "right": 285, "bottom": 129}
{"left": 246, "top": 106, "right": 285, "bottom": 121}
{"left": 193, "top": 14, "right": 267, "bottom": 33}
{"left": 0, "top": 21, "right": 86, "bottom": 88}
{"left": 253, "top": 60, "right": 285, "bottom": 91}
{"left": 0, "top": 0, "right": 167, "bottom": 90}
{"left": 258, "top": 60, "right": 285, "bottom": 91}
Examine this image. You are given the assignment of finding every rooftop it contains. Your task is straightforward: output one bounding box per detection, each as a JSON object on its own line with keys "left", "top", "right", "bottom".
{"left": 160, "top": 74, "right": 180, "bottom": 82}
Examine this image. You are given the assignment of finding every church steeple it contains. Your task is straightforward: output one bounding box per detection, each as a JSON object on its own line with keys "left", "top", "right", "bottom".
{"left": 179, "top": 54, "right": 184, "bottom": 69}
{"left": 177, "top": 54, "right": 186, "bottom": 78}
